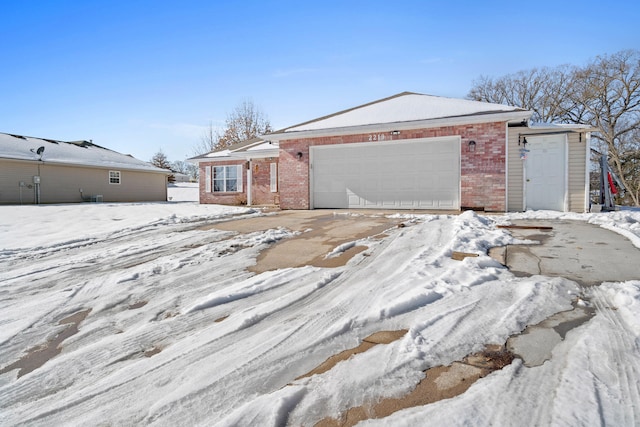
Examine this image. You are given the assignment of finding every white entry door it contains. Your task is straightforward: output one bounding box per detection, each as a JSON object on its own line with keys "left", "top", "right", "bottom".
{"left": 525, "top": 135, "right": 567, "bottom": 211}
{"left": 311, "top": 137, "right": 460, "bottom": 209}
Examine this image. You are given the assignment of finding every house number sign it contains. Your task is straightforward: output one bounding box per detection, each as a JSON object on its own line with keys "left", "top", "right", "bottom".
{"left": 368, "top": 134, "right": 386, "bottom": 142}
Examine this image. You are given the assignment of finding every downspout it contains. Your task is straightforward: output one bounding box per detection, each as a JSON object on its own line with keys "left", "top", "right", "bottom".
{"left": 584, "top": 132, "right": 591, "bottom": 212}
{"left": 504, "top": 122, "right": 509, "bottom": 212}
{"left": 247, "top": 159, "right": 252, "bottom": 206}
{"left": 563, "top": 134, "right": 569, "bottom": 212}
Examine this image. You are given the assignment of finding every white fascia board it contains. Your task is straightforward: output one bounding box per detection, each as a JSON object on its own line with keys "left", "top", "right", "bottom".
{"left": 187, "top": 157, "right": 225, "bottom": 164}
{"left": 268, "top": 111, "right": 533, "bottom": 141}
{"left": 528, "top": 123, "right": 599, "bottom": 132}
{"left": 230, "top": 148, "right": 279, "bottom": 159}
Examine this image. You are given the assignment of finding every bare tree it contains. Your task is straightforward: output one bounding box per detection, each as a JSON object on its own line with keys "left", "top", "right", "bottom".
{"left": 217, "top": 100, "right": 272, "bottom": 148}
{"left": 192, "top": 120, "right": 220, "bottom": 156}
{"left": 468, "top": 66, "right": 578, "bottom": 123}
{"left": 573, "top": 50, "right": 640, "bottom": 205}
{"left": 150, "top": 149, "right": 172, "bottom": 170}
{"left": 192, "top": 101, "right": 272, "bottom": 156}
{"left": 468, "top": 49, "right": 640, "bottom": 206}
{"left": 171, "top": 160, "right": 199, "bottom": 181}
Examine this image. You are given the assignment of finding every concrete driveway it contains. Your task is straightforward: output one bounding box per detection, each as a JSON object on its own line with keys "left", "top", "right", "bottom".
{"left": 208, "top": 209, "right": 408, "bottom": 273}
{"left": 493, "top": 220, "right": 640, "bottom": 286}
{"left": 211, "top": 210, "right": 640, "bottom": 285}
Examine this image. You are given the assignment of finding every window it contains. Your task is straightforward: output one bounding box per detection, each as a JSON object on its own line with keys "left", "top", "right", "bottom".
{"left": 212, "top": 165, "right": 243, "bottom": 192}
{"left": 109, "top": 170, "right": 121, "bottom": 184}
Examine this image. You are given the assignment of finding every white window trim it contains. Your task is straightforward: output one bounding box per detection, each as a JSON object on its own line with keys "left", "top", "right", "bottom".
{"left": 212, "top": 165, "right": 243, "bottom": 193}
{"left": 109, "top": 170, "right": 121, "bottom": 185}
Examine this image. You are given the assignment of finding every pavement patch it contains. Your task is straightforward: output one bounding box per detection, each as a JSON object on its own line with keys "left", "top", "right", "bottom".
{"left": 296, "top": 330, "right": 408, "bottom": 381}
{"left": 0, "top": 309, "right": 91, "bottom": 379}
{"left": 206, "top": 210, "right": 404, "bottom": 273}
{"left": 315, "top": 345, "right": 515, "bottom": 427}
{"left": 312, "top": 300, "right": 593, "bottom": 426}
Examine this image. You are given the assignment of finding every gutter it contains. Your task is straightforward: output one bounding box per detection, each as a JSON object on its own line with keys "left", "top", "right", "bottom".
{"left": 267, "top": 111, "right": 533, "bottom": 141}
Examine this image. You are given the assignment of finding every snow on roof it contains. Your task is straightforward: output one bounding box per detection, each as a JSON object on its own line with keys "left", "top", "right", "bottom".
{"left": 282, "top": 92, "right": 529, "bottom": 132}
{"left": 246, "top": 141, "right": 278, "bottom": 151}
{"left": 0, "top": 132, "right": 169, "bottom": 173}
{"left": 187, "top": 138, "right": 279, "bottom": 163}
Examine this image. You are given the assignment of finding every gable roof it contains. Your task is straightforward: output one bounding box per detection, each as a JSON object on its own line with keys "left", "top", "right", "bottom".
{"left": 187, "top": 137, "right": 279, "bottom": 163}
{"left": 0, "top": 132, "right": 170, "bottom": 173}
{"left": 271, "top": 92, "right": 531, "bottom": 138}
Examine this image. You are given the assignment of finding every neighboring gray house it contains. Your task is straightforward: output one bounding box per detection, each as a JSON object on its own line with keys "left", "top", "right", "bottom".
{"left": 0, "top": 132, "right": 170, "bottom": 204}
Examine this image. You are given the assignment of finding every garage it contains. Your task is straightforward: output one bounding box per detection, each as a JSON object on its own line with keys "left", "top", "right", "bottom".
{"left": 310, "top": 137, "right": 460, "bottom": 209}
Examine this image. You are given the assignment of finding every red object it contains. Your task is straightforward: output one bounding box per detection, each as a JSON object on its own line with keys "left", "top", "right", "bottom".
{"left": 608, "top": 172, "right": 618, "bottom": 194}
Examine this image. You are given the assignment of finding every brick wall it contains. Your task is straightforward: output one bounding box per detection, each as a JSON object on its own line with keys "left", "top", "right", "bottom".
{"left": 249, "top": 158, "right": 279, "bottom": 205}
{"left": 199, "top": 158, "right": 279, "bottom": 206}
{"left": 199, "top": 160, "right": 247, "bottom": 205}
{"left": 279, "top": 121, "right": 507, "bottom": 211}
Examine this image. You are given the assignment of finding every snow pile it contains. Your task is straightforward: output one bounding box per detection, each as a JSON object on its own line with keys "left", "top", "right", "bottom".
{"left": 1, "top": 205, "right": 639, "bottom": 426}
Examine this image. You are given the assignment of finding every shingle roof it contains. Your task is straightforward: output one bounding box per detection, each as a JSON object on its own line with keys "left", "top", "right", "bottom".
{"left": 279, "top": 91, "right": 529, "bottom": 133}
{"left": 0, "top": 132, "right": 170, "bottom": 173}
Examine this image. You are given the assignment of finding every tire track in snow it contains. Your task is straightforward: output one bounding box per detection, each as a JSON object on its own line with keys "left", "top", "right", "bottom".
{"left": 588, "top": 284, "right": 640, "bottom": 426}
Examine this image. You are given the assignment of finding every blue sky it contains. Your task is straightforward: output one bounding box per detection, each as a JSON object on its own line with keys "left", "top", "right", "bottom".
{"left": 1, "top": 0, "right": 638, "bottom": 163}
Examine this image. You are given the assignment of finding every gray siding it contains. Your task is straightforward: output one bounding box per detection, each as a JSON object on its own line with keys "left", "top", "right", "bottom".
{"left": 0, "top": 159, "right": 167, "bottom": 204}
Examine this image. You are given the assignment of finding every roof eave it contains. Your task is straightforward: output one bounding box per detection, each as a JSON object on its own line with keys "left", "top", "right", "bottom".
{"left": 231, "top": 148, "right": 280, "bottom": 159}
{"left": 267, "top": 110, "right": 533, "bottom": 141}
{"left": 0, "top": 156, "right": 171, "bottom": 174}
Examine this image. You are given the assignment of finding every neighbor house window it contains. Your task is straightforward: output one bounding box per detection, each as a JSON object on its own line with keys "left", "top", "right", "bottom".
{"left": 109, "top": 170, "right": 121, "bottom": 184}
{"left": 213, "top": 165, "right": 243, "bottom": 192}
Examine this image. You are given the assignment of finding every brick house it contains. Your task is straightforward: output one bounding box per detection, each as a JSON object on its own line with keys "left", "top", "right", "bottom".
{"left": 193, "top": 92, "right": 594, "bottom": 212}
{"left": 189, "top": 137, "right": 280, "bottom": 206}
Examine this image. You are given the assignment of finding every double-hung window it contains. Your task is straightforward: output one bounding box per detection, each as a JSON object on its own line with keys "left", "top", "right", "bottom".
{"left": 109, "top": 170, "right": 121, "bottom": 184}
{"left": 213, "top": 165, "right": 242, "bottom": 192}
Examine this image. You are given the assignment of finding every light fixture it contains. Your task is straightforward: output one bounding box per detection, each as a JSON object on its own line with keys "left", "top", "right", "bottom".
{"left": 518, "top": 135, "right": 528, "bottom": 146}
{"left": 468, "top": 140, "right": 476, "bottom": 152}
{"left": 296, "top": 151, "right": 303, "bottom": 160}
{"left": 390, "top": 130, "right": 401, "bottom": 136}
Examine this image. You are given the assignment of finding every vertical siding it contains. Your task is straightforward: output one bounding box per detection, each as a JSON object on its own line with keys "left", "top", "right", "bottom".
{"left": 567, "top": 132, "right": 587, "bottom": 212}
{"left": 507, "top": 129, "right": 587, "bottom": 212}
{"left": 0, "top": 160, "right": 167, "bottom": 204}
{"left": 507, "top": 130, "right": 524, "bottom": 212}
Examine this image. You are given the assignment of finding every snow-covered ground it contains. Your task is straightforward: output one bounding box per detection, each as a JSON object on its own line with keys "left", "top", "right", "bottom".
{"left": 167, "top": 182, "right": 199, "bottom": 202}
{"left": 1, "top": 200, "right": 639, "bottom": 426}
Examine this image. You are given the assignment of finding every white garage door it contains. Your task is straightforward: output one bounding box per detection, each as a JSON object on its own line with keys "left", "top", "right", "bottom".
{"left": 311, "top": 137, "right": 460, "bottom": 209}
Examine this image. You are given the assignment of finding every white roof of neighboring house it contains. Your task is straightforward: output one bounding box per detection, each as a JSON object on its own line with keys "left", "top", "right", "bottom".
{"left": 279, "top": 92, "right": 530, "bottom": 134}
{"left": 0, "top": 132, "right": 170, "bottom": 173}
